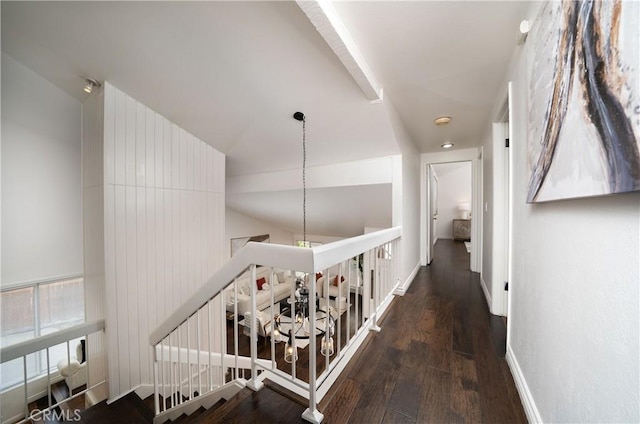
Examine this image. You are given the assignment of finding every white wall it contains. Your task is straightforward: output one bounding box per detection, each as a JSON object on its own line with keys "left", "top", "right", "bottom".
{"left": 227, "top": 156, "right": 394, "bottom": 194}
{"left": 82, "top": 85, "right": 109, "bottom": 404}
{"left": 226, "top": 207, "right": 294, "bottom": 258}
{"left": 432, "top": 162, "right": 472, "bottom": 239}
{"left": 385, "top": 98, "right": 421, "bottom": 291}
{"left": 87, "top": 83, "right": 226, "bottom": 401}
{"left": 498, "top": 3, "right": 640, "bottom": 422}
{"left": 1, "top": 53, "right": 82, "bottom": 286}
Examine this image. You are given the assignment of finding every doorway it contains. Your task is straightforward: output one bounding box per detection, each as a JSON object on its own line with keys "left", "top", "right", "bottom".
{"left": 428, "top": 161, "right": 473, "bottom": 265}
{"left": 421, "top": 149, "right": 482, "bottom": 273}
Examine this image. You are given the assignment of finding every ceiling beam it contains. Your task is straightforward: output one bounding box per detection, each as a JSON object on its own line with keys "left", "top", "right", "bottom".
{"left": 297, "top": 0, "right": 383, "bottom": 103}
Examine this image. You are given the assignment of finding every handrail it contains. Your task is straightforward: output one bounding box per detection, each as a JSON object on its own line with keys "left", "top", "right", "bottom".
{"left": 149, "top": 226, "right": 401, "bottom": 347}
{"left": 1, "top": 319, "right": 105, "bottom": 363}
{"left": 312, "top": 227, "right": 401, "bottom": 271}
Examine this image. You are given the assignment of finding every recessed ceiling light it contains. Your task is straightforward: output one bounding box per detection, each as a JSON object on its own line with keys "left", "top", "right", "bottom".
{"left": 434, "top": 116, "right": 452, "bottom": 126}
{"left": 441, "top": 143, "right": 454, "bottom": 149}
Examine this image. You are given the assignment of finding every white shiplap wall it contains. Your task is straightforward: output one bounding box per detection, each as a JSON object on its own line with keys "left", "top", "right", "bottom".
{"left": 82, "top": 88, "right": 109, "bottom": 403}
{"left": 98, "top": 83, "right": 225, "bottom": 400}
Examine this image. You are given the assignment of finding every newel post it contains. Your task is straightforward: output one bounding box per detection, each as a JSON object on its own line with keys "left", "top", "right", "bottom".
{"left": 302, "top": 271, "right": 324, "bottom": 424}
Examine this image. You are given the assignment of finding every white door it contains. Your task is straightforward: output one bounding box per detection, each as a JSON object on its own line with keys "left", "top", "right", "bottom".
{"left": 427, "top": 165, "right": 438, "bottom": 264}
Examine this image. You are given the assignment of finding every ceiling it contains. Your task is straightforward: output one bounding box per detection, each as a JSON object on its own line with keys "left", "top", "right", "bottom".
{"left": 1, "top": 1, "right": 530, "bottom": 238}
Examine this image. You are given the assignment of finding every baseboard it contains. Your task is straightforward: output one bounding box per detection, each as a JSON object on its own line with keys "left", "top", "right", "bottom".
{"left": 85, "top": 382, "right": 108, "bottom": 406}
{"left": 480, "top": 276, "right": 492, "bottom": 311}
{"left": 3, "top": 413, "right": 23, "bottom": 424}
{"left": 135, "top": 384, "right": 154, "bottom": 400}
{"left": 108, "top": 383, "right": 154, "bottom": 405}
{"left": 506, "top": 344, "right": 542, "bottom": 423}
{"left": 106, "top": 385, "right": 139, "bottom": 405}
{"left": 393, "top": 262, "right": 420, "bottom": 296}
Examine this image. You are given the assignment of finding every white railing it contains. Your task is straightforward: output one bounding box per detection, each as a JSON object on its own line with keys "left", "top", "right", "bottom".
{"left": 149, "top": 226, "right": 402, "bottom": 424}
{"left": 0, "top": 319, "right": 106, "bottom": 424}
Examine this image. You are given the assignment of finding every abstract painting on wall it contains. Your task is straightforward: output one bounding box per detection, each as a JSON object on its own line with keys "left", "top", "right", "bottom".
{"left": 527, "top": 0, "right": 640, "bottom": 202}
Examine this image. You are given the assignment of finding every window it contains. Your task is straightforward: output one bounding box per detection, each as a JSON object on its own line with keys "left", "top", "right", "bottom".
{"left": 1, "top": 277, "right": 84, "bottom": 390}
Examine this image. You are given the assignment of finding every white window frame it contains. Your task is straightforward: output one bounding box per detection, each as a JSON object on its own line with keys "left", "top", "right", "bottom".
{"left": 0, "top": 275, "right": 85, "bottom": 391}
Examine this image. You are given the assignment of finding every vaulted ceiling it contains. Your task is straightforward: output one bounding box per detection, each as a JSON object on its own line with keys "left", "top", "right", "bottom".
{"left": 2, "top": 1, "right": 530, "bottom": 237}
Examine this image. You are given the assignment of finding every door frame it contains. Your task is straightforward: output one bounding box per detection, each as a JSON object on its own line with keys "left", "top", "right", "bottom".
{"left": 489, "top": 83, "right": 513, "bottom": 318}
{"left": 426, "top": 165, "right": 438, "bottom": 264}
{"left": 420, "top": 148, "right": 483, "bottom": 273}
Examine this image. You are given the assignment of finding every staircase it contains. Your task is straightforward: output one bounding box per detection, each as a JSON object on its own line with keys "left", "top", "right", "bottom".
{"left": 77, "top": 384, "right": 304, "bottom": 423}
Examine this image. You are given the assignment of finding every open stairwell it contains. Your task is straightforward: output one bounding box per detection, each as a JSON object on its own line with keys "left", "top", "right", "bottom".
{"left": 144, "top": 228, "right": 402, "bottom": 423}
{"left": 59, "top": 239, "right": 527, "bottom": 424}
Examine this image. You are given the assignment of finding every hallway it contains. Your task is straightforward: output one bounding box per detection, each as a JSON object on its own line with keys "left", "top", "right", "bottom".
{"left": 317, "top": 239, "right": 527, "bottom": 423}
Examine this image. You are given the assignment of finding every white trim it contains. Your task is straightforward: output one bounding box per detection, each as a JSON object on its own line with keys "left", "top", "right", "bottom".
{"left": 3, "top": 413, "right": 23, "bottom": 424}
{"left": 480, "top": 276, "right": 492, "bottom": 311}
{"left": 134, "top": 384, "right": 154, "bottom": 400}
{"left": 296, "top": 0, "right": 382, "bottom": 102}
{"left": 1, "top": 320, "right": 105, "bottom": 363}
{"left": 107, "top": 384, "right": 139, "bottom": 405}
{"left": 420, "top": 149, "right": 482, "bottom": 272}
{"left": 393, "top": 261, "right": 419, "bottom": 296}
{"left": 0, "top": 274, "right": 83, "bottom": 292}
{"left": 506, "top": 344, "right": 542, "bottom": 423}
{"left": 260, "top": 371, "right": 310, "bottom": 400}
{"left": 85, "top": 383, "right": 107, "bottom": 407}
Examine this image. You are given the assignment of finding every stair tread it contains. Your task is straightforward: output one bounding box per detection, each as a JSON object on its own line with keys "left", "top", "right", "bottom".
{"left": 79, "top": 392, "right": 153, "bottom": 423}
{"left": 170, "top": 407, "right": 207, "bottom": 424}
{"left": 190, "top": 386, "right": 306, "bottom": 424}
{"left": 190, "top": 388, "right": 252, "bottom": 423}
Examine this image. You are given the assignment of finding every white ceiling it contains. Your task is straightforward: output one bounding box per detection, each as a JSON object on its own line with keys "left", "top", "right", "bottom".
{"left": 332, "top": 1, "right": 529, "bottom": 151}
{"left": 1, "top": 1, "right": 529, "bottom": 238}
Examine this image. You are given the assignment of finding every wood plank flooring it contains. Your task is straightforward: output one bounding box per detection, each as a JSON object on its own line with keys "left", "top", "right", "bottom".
{"left": 320, "top": 239, "right": 527, "bottom": 423}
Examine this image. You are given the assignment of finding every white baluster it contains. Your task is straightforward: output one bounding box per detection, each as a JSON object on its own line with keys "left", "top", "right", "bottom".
{"left": 246, "top": 264, "right": 263, "bottom": 391}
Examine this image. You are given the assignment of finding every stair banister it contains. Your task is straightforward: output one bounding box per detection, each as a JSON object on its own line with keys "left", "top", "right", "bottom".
{"left": 150, "top": 226, "right": 400, "bottom": 346}
{"left": 149, "top": 226, "right": 402, "bottom": 424}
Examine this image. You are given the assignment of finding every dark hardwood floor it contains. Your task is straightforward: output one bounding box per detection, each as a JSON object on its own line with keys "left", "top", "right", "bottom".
{"left": 316, "top": 239, "right": 526, "bottom": 424}
{"left": 69, "top": 239, "right": 527, "bottom": 423}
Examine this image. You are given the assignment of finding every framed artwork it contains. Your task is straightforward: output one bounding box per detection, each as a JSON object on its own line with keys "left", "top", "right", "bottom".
{"left": 231, "top": 234, "right": 270, "bottom": 257}
{"left": 527, "top": 1, "right": 640, "bottom": 202}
